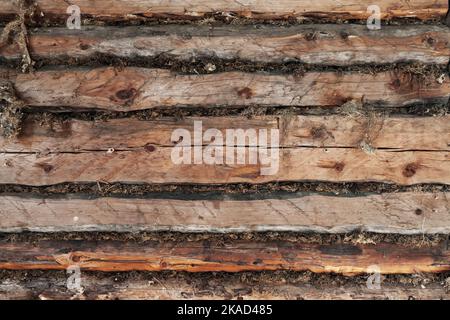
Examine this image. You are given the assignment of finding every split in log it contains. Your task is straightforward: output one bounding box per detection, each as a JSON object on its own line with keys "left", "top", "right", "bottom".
{"left": 0, "top": 0, "right": 447, "bottom": 21}
{"left": 1, "top": 67, "right": 449, "bottom": 111}
{"left": 1, "top": 25, "right": 449, "bottom": 66}
{"left": 0, "top": 240, "right": 449, "bottom": 274}
{"left": 0, "top": 192, "right": 448, "bottom": 234}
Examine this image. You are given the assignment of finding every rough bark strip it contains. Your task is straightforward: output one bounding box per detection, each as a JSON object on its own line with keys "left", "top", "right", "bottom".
{"left": 0, "top": 148, "right": 448, "bottom": 185}
{"left": 0, "top": 192, "right": 448, "bottom": 234}
{"left": 1, "top": 67, "right": 449, "bottom": 111}
{"left": 1, "top": 25, "right": 449, "bottom": 65}
{"left": 0, "top": 0, "right": 447, "bottom": 21}
{"left": 0, "top": 240, "right": 449, "bottom": 274}
{"left": 1, "top": 273, "right": 449, "bottom": 300}
{"left": 0, "top": 115, "right": 448, "bottom": 152}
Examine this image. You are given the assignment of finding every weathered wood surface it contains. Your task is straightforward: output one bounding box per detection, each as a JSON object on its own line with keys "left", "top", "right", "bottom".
{"left": 1, "top": 115, "right": 448, "bottom": 152}
{"left": 1, "top": 0, "right": 448, "bottom": 21}
{"left": 0, "top": 240, "right": 449, "bottom": 274}
{"left": 1, "top": 275, "right": 449, "bottom": 300}
{"left": 1, "top": 117, "right": 277, "bottom": 152}
{"left": 279, "top": 115, "right": 450, "bottom": 151}
{"left": 0, "top": 148, "right": 448, "bottom": 185}
{"left": 0, "top": 192, "right": 448, "bottom": 234}
{"left": 1, "top": 25, "right": 450, "bottom": 65}
{"left": 1, "top": 115, "right": 448, "bottom": 185}
{"left": 2, "top": 67, "right": 449, "bottom": 111}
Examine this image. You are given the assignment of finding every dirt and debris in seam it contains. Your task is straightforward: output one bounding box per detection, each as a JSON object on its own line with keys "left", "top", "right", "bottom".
{"left": 0, "top": 80, "right": 25, "bottom": 138}
{"left": 0, "top": 11, "right": 445, "bottom": 27}
{"left": 2, "top": 53, "right": 448, "bottom": 78}
{"left": 19, "top": 97, "right": 450, "bottom": 123}
{"left": 0, "top": 182, "right": 448, "bottom": 197}
{"left": 0, "top": 231, "right": 448, "bottom": 248}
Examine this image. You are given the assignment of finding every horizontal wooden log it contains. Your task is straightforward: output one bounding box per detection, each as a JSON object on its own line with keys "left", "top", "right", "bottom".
{"left": 1, "top": 25, "right": 450, "bottom": 65}
{"left": 1, "top": 274, "right": 449, "bottom": 300}
{"left": 0, "top": 0, "right": 447, "bottom": 21}
{"left": 279, "top": 115, "right": 450, "bottom": 151}
{"left": 0, "top": 148, "right": 448, "bottom": 185}
{"left": 2, "top": 67, "right": 449, "bottom": 111}
{"left": 1, "top": 115, "right": 448, "bottom": 185}
{"left": 0, "top": 192, "right": 448, "bottom": 234}
{"left": 0, "top": 240, "right": 449, "bottom": 274}
{"left": 1, "top": 115, "right": 449, "bottom": 152}
{"left": 1, "top": 117, "right": 278, "bottom": 152}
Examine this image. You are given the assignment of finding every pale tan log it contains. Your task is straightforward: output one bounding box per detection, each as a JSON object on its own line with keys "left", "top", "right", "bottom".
{"left": 0, "top": 148, "right": 448, "bottom": 185}
{"left": 0, "top": 192, "right": 448, "bottom": 234}
{"left": 1, "top": 67, "right": 449, "bottom": 111}
{"left": 1, "top": 25, "right": 449, "bottom": 65}
{"left": 1, "top": 115, "right": 449, "bottom": 153}
{"left": 1, "top": 275, "right": 449, "bottom": 300}
{"left": 0, "top": 117, "right": 278, "bottom": 152}
{"left": 0, "top": 239, "right": 449, "bottom": 274}
{"left": 279, "top": 115, "right": 450, "bottom": 150}
{"left": 0, "top": 0, "right": 447, "bottom": 21}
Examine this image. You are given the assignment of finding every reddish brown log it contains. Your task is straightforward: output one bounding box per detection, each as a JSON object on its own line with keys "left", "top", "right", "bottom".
{"left": 0, "top": 240, "right": 449, "bottom": 274}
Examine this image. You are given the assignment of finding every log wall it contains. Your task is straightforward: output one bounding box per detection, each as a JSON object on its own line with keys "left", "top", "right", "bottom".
{"left": 0, "top": 0, "right": 449, "bottom": 300}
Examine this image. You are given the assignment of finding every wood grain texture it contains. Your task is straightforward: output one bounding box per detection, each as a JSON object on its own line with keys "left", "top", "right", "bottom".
{"left": 0, "top": 117, "right": 278, "bottom": 152}
{"left": 0, "top": 0, "right": 447, "bottom": 20}
{"left": 279, "top": 115, "right": 450, "bottom": 151}
{"left": 0, "top": 192, "right": 448, "bottom": 234}
{"left": 1, "top": 275, "right": 449, "bottom": 300}
{"left": 1, "top": 115, "right": 448, "bottom": 185}
{"left": 0, "top": 148, "right": 448, "bottom": 185}
{"left": 1, "top": 25, "right": 449, "bottom": 65}
{"left": 2, "top": 67, "right": 449, "bottom": 111}
{"left": 0, "top": 240, "right": 449, "bottom": 274}
{"left": 1, "top": 115, "right": 449, "bottom": 152}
